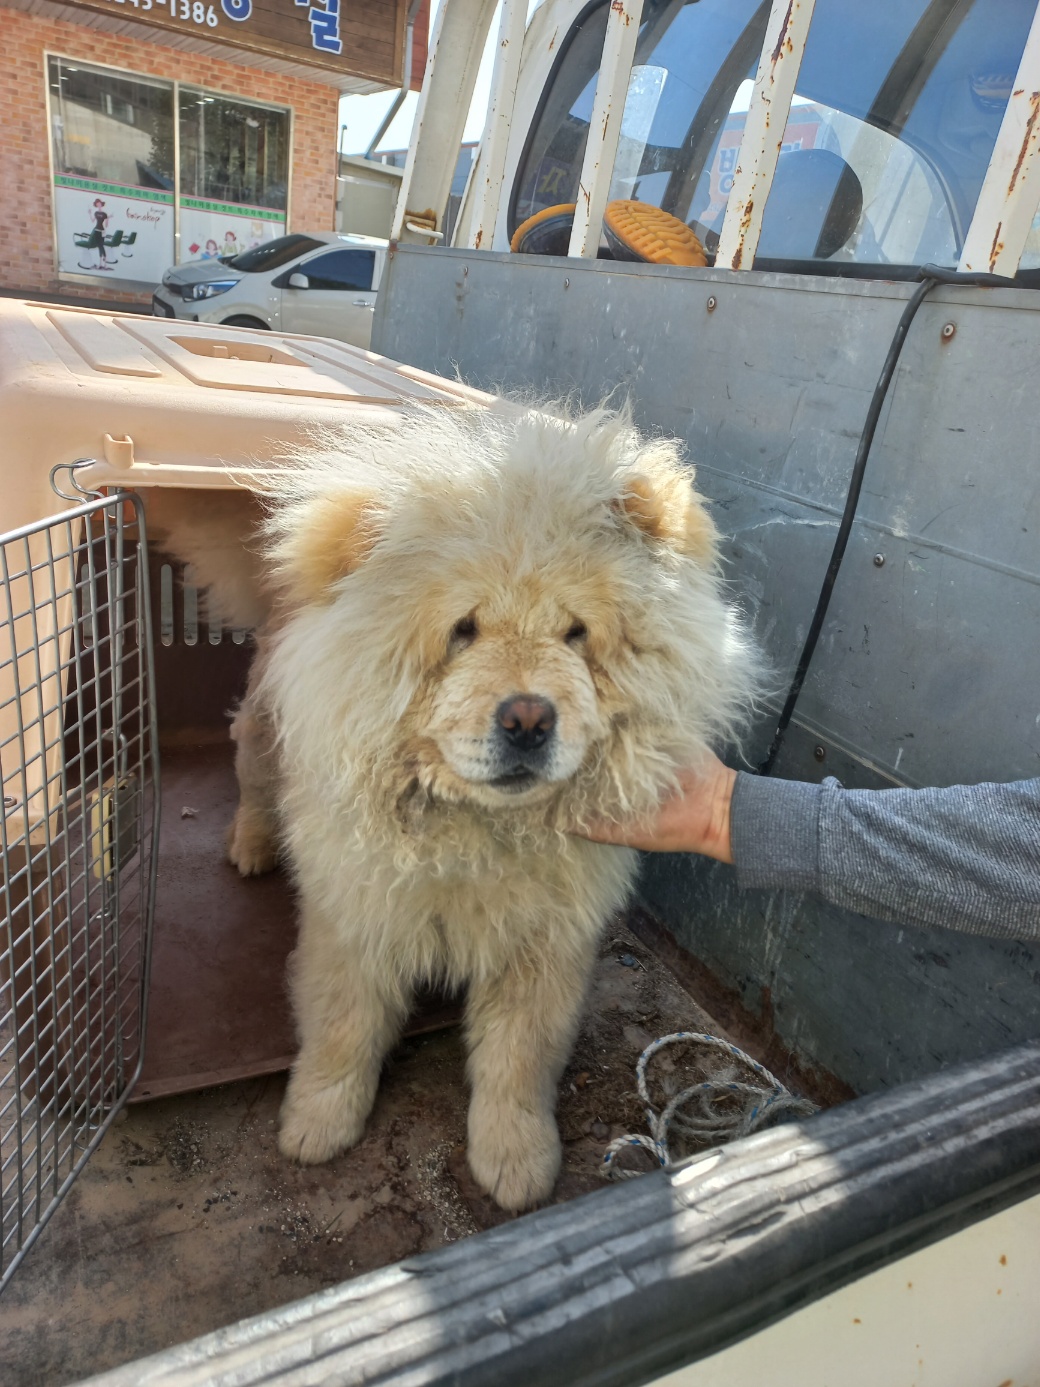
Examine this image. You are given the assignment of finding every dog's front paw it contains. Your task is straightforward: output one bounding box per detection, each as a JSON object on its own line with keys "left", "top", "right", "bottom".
{"left": 468, "top": 1102, "right": 562, "bottom": 1211}
{"left": 226, "top": 809, "right": 278, "bottom": 877}
{"left": 278, "top": 1071, "right": 371, "bottom": 1165}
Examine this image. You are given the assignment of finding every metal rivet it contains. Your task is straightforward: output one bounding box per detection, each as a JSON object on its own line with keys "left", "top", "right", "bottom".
{"left": 813, "top": 745, "right": 826, "bottom": 762}
{"left": 564, "top": 277, "right": 570, "bottom": 289}
{"left": 706, "top": 295, "right": 717, "bottom": 312}
{"left": 941, "top": 322, "right": 956, "bottom": 340}
{"left": 873, "top": 553, "right": 885, "bottom": 567}
{"left": 463, "top": 265, "right": 469, "bottom": 277}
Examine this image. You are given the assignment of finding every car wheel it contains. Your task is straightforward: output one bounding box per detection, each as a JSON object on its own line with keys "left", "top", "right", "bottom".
{"left": 221, "top": 315, "right": 270, "bottom": 329}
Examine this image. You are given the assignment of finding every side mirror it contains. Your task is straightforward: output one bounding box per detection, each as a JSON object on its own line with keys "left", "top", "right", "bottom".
{"left": 287, "top": 272, "right": 310, "bottom": 290}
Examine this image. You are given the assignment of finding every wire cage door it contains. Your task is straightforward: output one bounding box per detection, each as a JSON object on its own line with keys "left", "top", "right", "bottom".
{"left": 0, "top": 493, "right": 159, "bottom": 1291}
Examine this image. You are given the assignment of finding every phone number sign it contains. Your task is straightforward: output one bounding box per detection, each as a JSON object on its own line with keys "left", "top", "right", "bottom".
{"left": 59, "top": 0, "right": 405, "bottom": 84}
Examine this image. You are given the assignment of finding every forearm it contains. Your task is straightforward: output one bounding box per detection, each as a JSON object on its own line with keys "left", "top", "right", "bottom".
{"left": 730, "top": 773, "right": 1040, "bottom": 938}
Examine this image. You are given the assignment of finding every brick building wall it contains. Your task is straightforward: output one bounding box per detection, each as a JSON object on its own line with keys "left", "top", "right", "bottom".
{"left": 0, "top": 6, "right": 339, "bottom": 304}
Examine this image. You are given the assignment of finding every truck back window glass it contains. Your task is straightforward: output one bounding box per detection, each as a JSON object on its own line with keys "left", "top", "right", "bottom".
{"left": 510, "top": 0, "right": 1036, "bottom": 272}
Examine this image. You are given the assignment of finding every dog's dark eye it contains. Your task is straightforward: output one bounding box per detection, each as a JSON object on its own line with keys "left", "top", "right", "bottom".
{"left": 450, "top": 615, "right": 478, "bottom": 648}
{"left": 565, "top": 621, "right": 588, "bottom": 644}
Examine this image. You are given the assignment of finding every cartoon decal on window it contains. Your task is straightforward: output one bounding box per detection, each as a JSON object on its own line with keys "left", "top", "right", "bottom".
{"left": 73, "top": 197, "right": 139, "bottom": 271}
{"left": 75, "top": 198, "right": 112, "bottom": 271}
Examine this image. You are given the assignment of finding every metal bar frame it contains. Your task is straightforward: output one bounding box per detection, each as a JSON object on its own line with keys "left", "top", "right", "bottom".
{"left": 958, "top": 0, "right": 1040, "bottom": 275}
{"left": 400, "top": 0, "right": 1040, "bottom": 273}
{"left": 566, "top": 0, "right": 645, "bottom": 259}
{"left": 459, "top": 0, "right": 530, "bottom": 251}
{"left": 392, "top": 0, "right": 500, "bottom": 242}
{"left": 714, "top": 0, "right": 818, "bottom": 272}
{"left": 0, "top": 491, "right": 160, "bottom": 1294}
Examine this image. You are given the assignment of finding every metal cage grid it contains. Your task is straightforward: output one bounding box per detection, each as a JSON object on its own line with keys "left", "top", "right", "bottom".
{"left": 0, "top": 492, "right": 159, "bottom": 1290}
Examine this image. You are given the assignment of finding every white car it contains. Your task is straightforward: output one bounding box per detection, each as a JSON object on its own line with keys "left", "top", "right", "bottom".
{"left": 151, "top": 232, "right": 388, "bottom": 349}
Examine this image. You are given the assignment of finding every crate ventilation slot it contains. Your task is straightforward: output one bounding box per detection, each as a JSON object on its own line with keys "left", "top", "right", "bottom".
{"left": 159, "top": 564, "right": 249, "bottom": 648}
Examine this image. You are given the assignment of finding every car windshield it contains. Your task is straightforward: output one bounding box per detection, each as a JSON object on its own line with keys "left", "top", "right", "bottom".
{"left": 226, "top": 234, "right": 325, "bottom": 273}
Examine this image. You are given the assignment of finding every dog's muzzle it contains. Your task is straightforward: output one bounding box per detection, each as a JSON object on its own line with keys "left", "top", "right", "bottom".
{"left": 490, "top": 695, "right": 556, "bottom": 790}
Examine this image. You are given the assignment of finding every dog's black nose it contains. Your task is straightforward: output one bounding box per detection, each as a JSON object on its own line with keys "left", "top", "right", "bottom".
{"left": 496, "top": 695, "right": 556, "bottom": 752}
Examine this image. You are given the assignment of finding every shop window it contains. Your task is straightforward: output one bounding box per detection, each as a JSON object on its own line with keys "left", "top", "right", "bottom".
{"left": 48, "top": 56, "right": 174, "bottom": 190}
{"left": 46, "top": 57, "right": 295, "bottom": 288}
{"left": 47, "top": 56, "right": 176, "bottom": 284}
{"left": 178, "top": 89, "right": 290, "bottom": 261}
{"left": 291, "top": 249, "right": 377, "bottom": 291}
{"left": 510, "top": 0, "right": 1036, "bottom": 272}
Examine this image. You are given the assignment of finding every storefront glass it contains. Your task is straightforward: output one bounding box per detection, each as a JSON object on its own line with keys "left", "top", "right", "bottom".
{"left": 46, "top": 56, "right": 291, "bottom": 287}
{"left": 178, "top": 89, "right": 290, "bottom": 260}
{"left": 48, "top": 55, "right": 176, "bottom": 283}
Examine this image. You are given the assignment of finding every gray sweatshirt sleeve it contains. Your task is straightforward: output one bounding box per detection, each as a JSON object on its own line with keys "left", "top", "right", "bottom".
{"left": 729, "top": 772, "right": 1040, "bottom": 937}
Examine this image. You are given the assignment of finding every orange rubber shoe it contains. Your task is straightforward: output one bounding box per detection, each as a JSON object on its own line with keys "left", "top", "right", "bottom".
{"left": 510, "top": 203, "right": 577, "bottom": 255}
{"left": 603, "top": 201, "right": 707, "bottom": 267}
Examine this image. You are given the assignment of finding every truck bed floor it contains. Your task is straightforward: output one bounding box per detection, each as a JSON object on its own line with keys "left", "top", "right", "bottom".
{"left": 1, "top": 917, "right": 728, "bottom": 1386}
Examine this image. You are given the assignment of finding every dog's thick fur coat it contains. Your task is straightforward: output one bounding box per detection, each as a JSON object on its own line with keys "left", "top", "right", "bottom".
{"left": 152, "top": 404, "right": 757, "bottom": 1210}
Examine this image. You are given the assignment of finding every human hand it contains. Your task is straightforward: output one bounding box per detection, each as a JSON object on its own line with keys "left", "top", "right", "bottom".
{"left": 570, "top": 752, "right": 737, "bottom": 862}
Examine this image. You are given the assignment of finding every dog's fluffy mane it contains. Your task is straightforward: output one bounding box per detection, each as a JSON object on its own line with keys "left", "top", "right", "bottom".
{"left": 159, "top": 400, "right": 769, "bottom": 1206}
{"left": 251, "top": 402, "right": 759, "bottom": 879}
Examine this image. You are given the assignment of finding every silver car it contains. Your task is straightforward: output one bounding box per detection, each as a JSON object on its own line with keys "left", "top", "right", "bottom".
{"left": 151, "top": 232, "right": 388, "bottom": 349}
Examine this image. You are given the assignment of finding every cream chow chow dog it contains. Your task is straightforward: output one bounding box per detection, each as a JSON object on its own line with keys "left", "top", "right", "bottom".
{"left": 150, "top": 403, "right": 757, "bottom": 1211}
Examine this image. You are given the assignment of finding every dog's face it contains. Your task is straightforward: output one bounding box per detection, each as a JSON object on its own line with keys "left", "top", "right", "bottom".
{"left": 418, "top": 571, "right": 615, "bottom": 807}
{"left": 267, "top": 410, "right": 739, "bottom": 821}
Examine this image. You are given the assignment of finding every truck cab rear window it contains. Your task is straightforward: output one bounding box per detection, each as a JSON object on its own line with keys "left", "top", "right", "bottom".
{"left": 510, "top": 0, "right": 1037, "bottom": 273}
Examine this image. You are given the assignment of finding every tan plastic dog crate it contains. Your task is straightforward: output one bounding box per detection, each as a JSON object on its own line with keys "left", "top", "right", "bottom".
{"left": 0, "top": 298, "right": 488, "bottom": 1284}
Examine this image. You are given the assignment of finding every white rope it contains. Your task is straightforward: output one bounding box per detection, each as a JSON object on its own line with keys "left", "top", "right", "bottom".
{"left": 601, "top": 1030, "right": 818, "bottom": 1180}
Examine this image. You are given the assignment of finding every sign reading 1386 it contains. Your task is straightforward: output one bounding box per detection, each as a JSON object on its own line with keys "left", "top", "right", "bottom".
{"left": 58, "top": 0, "right": 406, "bottom": 82}
{"left": 137, "top": 0, "right": 219, "bottom": 28}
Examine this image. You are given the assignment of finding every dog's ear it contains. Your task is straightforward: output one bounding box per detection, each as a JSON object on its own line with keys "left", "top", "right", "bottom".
{"left": 616, "top": 443, "right": 717, "bottom": 564}
{"left": 274, "top": 490, "right": 379, "bottom": 607}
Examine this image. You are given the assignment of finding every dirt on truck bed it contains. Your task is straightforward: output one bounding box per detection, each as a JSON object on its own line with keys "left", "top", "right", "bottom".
{"left": 0, "top": 919, "right": 737, "bottom": 1387}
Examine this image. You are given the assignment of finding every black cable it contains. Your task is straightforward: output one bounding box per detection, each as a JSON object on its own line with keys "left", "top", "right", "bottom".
{"left": 757, "top": 263, "right": 1018, "bottom": 776}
